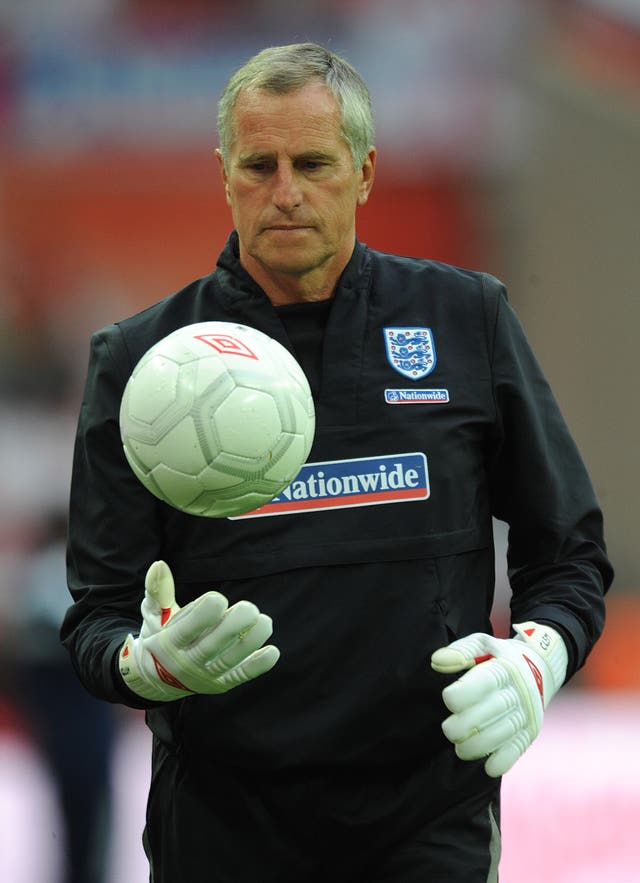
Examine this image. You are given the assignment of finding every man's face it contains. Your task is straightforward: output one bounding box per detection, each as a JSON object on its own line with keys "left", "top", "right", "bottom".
{"left": 217, "top": 81, "right": 375, "bottom": 289}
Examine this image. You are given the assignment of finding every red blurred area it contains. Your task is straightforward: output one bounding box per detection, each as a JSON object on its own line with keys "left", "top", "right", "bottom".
{"left": 579, "top": 595, "right": 640, "bottom": 690}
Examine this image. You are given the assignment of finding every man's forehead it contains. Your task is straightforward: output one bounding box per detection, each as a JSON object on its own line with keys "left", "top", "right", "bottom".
{"left": 233, "top": 82, "right": 341, "bottom": 126}
{"left": 231, "top": 85, "right": 346, "bottom": 154}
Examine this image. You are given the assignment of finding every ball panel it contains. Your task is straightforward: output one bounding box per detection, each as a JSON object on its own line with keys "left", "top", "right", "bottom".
{"left": 149, "top": 464, "right": 203, "bottom": 509}
{"left": 122, "top": 441, "right": 152, "bottom": 480}
{"left": 144, "top": 418, "right": 208, "bottom": 473}
{"left": 120, "top": 360, "right": 199, "bottom": 446}
{"left": 191, "top": 355, "right": 232, "bottom": 399}
{"left": 262, "top": 434, "right": 310, "bottom": 484}
{"left": 214, "top": 388, "right": 282, "bottom": 459}
{"left": 126, "top": 356, "right": 182, "bottom": 424}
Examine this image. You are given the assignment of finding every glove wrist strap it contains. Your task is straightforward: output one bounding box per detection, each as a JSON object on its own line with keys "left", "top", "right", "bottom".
{"left": 119, "top": 633, "right": 166, "bottom": 701}
{"left": 513, "top": 621, "right": 568, "bottom": 699}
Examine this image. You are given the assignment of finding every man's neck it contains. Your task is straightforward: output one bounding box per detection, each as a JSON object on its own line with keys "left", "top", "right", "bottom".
{"left": 253, "top": 275, "right": 337, "bottom": 305}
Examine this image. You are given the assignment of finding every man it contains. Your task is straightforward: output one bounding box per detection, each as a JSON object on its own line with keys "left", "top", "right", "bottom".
{"left": 61, "top": 43, "right": 612, "bottom": 882}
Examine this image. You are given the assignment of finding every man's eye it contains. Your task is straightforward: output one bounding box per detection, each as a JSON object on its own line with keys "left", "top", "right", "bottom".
{"left": 240, "top": 160, "right": 271, "bottom": 173}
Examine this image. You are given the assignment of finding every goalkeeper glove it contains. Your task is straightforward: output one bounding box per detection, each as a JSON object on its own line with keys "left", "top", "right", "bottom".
{"left": 431, "top": 622, "right": 568, "bottom": 777}
{"left": 118, "top": 560, "right": 280, "bottom": 702}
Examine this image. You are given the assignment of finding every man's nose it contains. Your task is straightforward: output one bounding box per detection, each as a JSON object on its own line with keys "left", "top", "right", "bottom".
{"left": 272, "top": 167, "right": 303, "bottom": 212}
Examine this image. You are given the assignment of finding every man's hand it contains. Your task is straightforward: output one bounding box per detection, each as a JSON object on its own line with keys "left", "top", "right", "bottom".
{"left": 431, "top": 622, "right": 568, "bottom": 777}
{"left": 118, "top": 560, "right": 280, "bottom": 702}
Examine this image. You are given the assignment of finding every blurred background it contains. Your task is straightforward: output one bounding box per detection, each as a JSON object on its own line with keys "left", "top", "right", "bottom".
{"left": 0, "top": 1, "right": 638, "bottom": 881}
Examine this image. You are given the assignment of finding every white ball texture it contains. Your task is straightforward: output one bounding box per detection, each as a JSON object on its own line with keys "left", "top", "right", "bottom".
{"left": 119, "top": 321, "right": 315, "bottom": 517}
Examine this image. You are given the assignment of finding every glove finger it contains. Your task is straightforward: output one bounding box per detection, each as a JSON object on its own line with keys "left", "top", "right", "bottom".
{"left": 193, "top": 601, "right": 269, "bottom": 665}
{"left": 431, "top": 633, "right": 495, "bottom": 674}
{"left": 140, "top": 561, "right": 182, "bottom": 638}
{"left": 145, "top": 560, "right": 176, "bottom": 611}
{"left": 484, "top": 732, "right": 533, "bottom": 778}
{"left": 441, "top": 687, "right": 515, "bottom": 743}
{"left": 203, "top": 612, "right": 274, "bottom": 675}
{"left": 451, "top": 713, "right": 524, "bottom": 761}
{"left": 442, "top": 659, "right": 508, "bottom": 714}
{"left": 162, "top": 591, "right": 229, "bottom": 648}
{"left": 205, "top": 644, "right": 281, "bottom": 693}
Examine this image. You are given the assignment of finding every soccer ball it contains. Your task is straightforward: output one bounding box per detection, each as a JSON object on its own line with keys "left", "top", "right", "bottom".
{"left": 119, "top": 321, "right": 315, "bottom": 517}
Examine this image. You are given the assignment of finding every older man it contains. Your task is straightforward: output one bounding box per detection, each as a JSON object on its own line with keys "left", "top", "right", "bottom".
{"left": 62, "top": 43, "right": 612, "bottom": 882}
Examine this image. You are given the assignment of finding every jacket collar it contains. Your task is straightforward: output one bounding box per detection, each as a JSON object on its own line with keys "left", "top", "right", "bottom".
{"left": 215, "top": 230, "right": 370, "bottom": 306}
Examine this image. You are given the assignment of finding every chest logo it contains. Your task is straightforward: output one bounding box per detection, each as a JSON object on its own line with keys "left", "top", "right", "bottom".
{"left": 383, "top": 327, "right": 436, "bottom": 380}
{"left": 229, "top": 452, "right": 429, "bottom": 519}
{"left": 384, "top": 388, "right": 449, "bottom": 404}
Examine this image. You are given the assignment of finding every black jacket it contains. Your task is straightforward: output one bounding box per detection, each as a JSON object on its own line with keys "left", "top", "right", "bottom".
{"left": 62, "top": 233, "right": 612, "bottom": 770}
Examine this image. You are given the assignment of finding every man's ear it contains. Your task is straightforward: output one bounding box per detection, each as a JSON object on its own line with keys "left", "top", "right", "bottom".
{"left": 215, "top": 149, "right": 231, "bottom": 205}
{"left": 357, "top": 146, "right": 377, "bottom": 207}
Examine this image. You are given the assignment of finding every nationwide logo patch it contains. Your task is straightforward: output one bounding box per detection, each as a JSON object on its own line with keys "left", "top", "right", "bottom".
{"left": 385, "top": 389, "right": 449, "bottom": 404}
{"left": 230, "top": 452, "right": 429, "bottom": 519}
{"left": 383, "top": 327, "right": 436, "bottom": 380}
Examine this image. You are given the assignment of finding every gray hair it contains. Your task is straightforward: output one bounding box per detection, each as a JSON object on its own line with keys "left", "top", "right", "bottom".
{"left": 217, "top": 43, "right": 374, "bottom": 170}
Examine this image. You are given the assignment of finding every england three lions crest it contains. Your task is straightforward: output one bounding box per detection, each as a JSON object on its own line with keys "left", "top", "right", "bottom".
{"left": 383, "top": 327, "right": 436, "bottom": 380}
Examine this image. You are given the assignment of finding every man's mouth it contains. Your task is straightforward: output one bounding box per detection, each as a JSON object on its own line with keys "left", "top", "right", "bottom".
{"left": 265, "top": 224, "right": 312, "bottom": 231}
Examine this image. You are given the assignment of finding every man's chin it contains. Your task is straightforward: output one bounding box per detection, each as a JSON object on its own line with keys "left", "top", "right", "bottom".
{"left": 251, "top": 246, "right": 326, "bottom": 278}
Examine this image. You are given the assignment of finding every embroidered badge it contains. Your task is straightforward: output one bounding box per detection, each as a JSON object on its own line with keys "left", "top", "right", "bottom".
{"left": 383, "top": 327, "right": 436, "bottom": 380}
{"left": 384, "top": 389, "right": 449, "bottom": 404}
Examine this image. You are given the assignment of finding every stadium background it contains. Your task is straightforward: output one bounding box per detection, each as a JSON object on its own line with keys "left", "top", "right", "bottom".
{"left": 0, "top": 1, "right": 638, "bottom": 880}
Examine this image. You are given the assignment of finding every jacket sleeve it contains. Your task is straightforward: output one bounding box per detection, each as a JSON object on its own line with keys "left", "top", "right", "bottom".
{"left": 61, "top": 326, "right": 163, "bottom": 707}
{"left": 484, "top": 277, "right": 613, "bottom": 679}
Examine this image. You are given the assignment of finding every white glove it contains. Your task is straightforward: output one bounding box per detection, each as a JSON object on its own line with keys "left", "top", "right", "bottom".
{"left": 118, "top": 560, "right": 280, "bottom": 702}
{"left": 431, "top": 622, "right": 568, "bottom": 777}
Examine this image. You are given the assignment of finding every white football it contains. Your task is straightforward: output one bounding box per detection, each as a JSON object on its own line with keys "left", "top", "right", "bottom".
{"left": 119, "top": 321, "right": 315, "bottom": 517}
